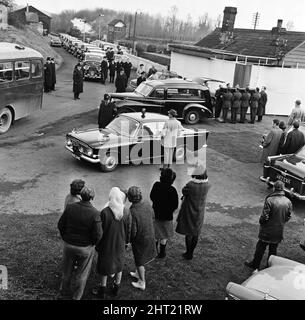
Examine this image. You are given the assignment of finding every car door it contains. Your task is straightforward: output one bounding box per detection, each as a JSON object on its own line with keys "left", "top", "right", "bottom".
{"left": 144, "top": 88, "right": 165, "bottom": 113}
{"left": 165, "top": 88, "right": 188, "bottom": 118}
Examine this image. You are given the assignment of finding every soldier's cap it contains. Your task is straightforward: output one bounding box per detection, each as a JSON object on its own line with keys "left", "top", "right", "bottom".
{"left": 274, "top": 180, "right": 284, "bottom": 191}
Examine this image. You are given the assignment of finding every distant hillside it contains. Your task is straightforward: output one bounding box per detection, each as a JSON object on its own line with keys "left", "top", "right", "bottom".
{"left": 0, "top": 25, "right": 63, "bottom": 67}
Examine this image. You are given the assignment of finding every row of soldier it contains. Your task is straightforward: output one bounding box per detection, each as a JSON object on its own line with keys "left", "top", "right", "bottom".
{"left": 214, "top": 84, "right": 268, "bottom": 124}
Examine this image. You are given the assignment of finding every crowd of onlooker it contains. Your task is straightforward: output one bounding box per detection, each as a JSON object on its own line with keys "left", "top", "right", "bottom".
{"left": 57, "top": 164, "right": 210, "bottom": 300}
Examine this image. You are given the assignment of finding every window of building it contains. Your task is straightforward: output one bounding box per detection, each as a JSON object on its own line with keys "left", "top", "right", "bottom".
{"left": 0, "top": 62, "right": 13, "bottom": 83}
{"left": 14, "top": 61, "right": 30, "bottom": 80}
{"left": 31, "top": 60, "right": 43, "bottom": 78}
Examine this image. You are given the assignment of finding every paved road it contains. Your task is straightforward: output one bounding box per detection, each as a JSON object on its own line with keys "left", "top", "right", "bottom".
{"left": 1, "top": 47, "right": 304, "bottom": 299}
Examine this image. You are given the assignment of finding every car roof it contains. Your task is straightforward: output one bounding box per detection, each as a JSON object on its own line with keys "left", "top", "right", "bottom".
{"left": 145, "top": 78, "right": 209, "bottom": 90}
{"left": 120, "top": 112, "right": 168, "bottom": 122}
{"left": 0, "top": 42, "right": 43, "bottom": 60}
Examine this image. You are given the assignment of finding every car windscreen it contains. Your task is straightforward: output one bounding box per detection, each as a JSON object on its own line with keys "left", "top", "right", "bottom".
{"left": 135, "top": 83, "right": 153, "bottom": 97}
{"left": 85, "top": 55, "right": 103, "bottom": 62}
{"left": 106, "top": 116, "right": 140, "bottom": 137}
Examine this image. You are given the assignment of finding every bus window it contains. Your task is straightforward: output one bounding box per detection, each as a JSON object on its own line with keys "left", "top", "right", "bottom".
{"left": 31, "top": 60, "right": 43, "bottom": 78}
{"left": 0, "top": 62, "right": 13, "bottom": 82}
{"left": 14, "top": 61, "right": 30, "bottom": 80}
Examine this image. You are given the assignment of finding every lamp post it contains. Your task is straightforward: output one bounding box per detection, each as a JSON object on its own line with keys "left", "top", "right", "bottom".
{"left": 132, "top": 10, "right": 141, "bottom": 55}
{"left": 98, "top": 14, "right": 104, "bottom": 41}
{"left": 82, "top": 19, "right": 86, "bottom": 42}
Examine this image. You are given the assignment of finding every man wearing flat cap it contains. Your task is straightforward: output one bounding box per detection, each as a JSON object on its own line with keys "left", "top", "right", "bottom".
{"left": 161, "top": 109, "right": 183, "bottom": 168}
{"left": 245, "top": 180, "right": 293, "bottom": 270}
{"left": 58, "top": 186, "right": 102, "bottom": 299}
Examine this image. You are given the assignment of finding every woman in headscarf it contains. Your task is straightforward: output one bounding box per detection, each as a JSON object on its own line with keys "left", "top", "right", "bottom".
{"left": 128, "top": 186, "right": 156, "bottom": 291}
{"left": 150, "top": 168, "right": 178, "bottom": 258}
{"left": 93, "top": 187, "right": 130, "bottom": 299}
{"left": 176, "top": 165, "right": 210, "bottom": 260}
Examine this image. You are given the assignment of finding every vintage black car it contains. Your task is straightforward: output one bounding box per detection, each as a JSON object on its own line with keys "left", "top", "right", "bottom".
{"left": 82, "top": 53, "right": 104, "bottom": 81}
{"left": 65, "top": 111, "right": 209, "bottom": 172}
{"left": 260, "top": 125, "right": 305, "bottom": 200}
{"left": 109, "top": 79, "right": 213, "bottom": 125}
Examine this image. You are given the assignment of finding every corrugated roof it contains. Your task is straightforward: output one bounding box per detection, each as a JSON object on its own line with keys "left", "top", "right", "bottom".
{"left": 195, "top": 27, "right": 305, "bottom": 58}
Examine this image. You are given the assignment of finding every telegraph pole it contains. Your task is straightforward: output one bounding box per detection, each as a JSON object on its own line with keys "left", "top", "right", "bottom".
{"left": 252, "top": 12, "right": 260, "bottom": 30}
{"left": 133, "top": 11, "right": 138, "bottom": 54}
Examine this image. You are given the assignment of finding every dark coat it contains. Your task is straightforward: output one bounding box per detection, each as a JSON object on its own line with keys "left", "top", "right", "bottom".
{"left": 44, "top": 63, "right": 52, "bottom": 87}
{"left": 98, "top": 100, "right": 116, "bottom": 128}
{"left": 176, "top": 180, "right": 210, "bottom": 236}
{"left": 250, "top": 92, "right": 260, "bottom": 109}
{"left": 50, "top": 62, "right": 56, "bottom": 85}
{"left": 109, "top": 62, "right": 116, "bottom": 77}
{"left": 277, "top": 130, "right": 288, "bottom": 154}
{"left": 130, "top": 200, "right": 156, "bottom": 266}
{"left": 150, "top": 181, "right": 179, "bottom": 221}
{"left": 106, "top": 50, "right": 114, "bottom": 61}
{"left": 58, "top": 201, "right": 102, "bottom": 247}
{"left": 222, "top": 91, "right": 233, "bottom": 109}
{"left": 241, "top": 92, "right": 251, "bottom": 109}
{"left": 258, "top": 90, "right": 267, "bottom": 116}
{"left": 136, "top": 76, "right": 146, "bottom": 86}
{"left": 282, "top": 129, "right": 305, "bottom": 154}
{"left": 95, "top": 206, "right": 131, "bottom": 275}
{"left": 123, "top": 62, "right": 132, "bottom": 78}
{"left": 101, "top": 60, "right": 108, "bottom": 77}
{"left": 73, "top": 68, "right": 83, "bottom": 94}
{"left": 115, "top": 73, "right": 127, "bottom": 92}
{"left": 261, "top": 126, "right": 283, "bottom": 163}
{"left": 116, "top": 62, "right": 124, "bottom": 74}
{"left": 258, "top": 191, "right": 292, "bottom": 243}
{"left": 232, "top": 90, "right": 242, "bottom": 109}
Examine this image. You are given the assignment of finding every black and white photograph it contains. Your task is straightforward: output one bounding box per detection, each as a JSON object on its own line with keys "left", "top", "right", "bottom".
{"left": 1, "top": 0, "right": 305, "bottom": 312}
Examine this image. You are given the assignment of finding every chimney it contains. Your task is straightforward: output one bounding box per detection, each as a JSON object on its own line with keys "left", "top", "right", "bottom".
{"left": 221, "top": 7, "right": 237, "bottom": 33}
{"left": 26, "top": 3, "right": 29, "bottom": 13}
{"left": 271, "top": 19, "right": 286, "bottom": 35}
{"left": 277, "top": 19, "right": 283, "bottom": 28}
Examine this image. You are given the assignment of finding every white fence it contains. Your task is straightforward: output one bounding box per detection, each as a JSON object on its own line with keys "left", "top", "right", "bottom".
{"left": 170, "top": 51, "right": 305, "bottom": 116}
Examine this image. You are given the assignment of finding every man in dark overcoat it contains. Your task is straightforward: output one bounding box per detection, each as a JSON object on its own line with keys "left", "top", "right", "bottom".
{"left": 240, "top": 87, "right": 251, "bottom": 123}
{"left": 98, "top": 94, "right": 116, "bottom": 129}
{"left": 100, "top": 57, "right": 108, "bottom": 84}
{"left": 281, "top": 121, "right": 305, "bottom": 154}
{"left": 250, "top": 87, "right": 260, "bottom": 124}
{"left": 257, "top": 86, "right": 268, "bottom": 121}
{"left": 214, "top": 85, "right": 224, "bottom": 119}
{"left": 231, "top": 87, "right": 242, "bottom": 124}
{"left": 50, "top": 58, "right": 56, "bottom": 91}
{"left": 44, "top": 57, "right": 52, "bottom": 93}
{"left": 245, "top": 181, "right": 292, "bottom": 270}
{"left": 108, "top": 59, "right": 116, "bottom": 83}
{"left": 123, "top": 58, "right": 132, "bottom": 81}
{"left": 73, "top": 64, "right": 84, "bottom": 100}
{"left": 115, "top": 69, "right": 127, "bottom": 93}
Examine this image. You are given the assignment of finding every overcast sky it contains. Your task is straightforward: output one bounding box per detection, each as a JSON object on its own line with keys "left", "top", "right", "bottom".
{"left": 15, "top": 0, "right": 305, "bottom": 31}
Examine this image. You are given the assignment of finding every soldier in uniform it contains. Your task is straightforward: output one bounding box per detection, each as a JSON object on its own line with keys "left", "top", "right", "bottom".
{"left": 231, "top": 86, "right": 242, "bottom": 124}
{"left": 250, "top": 87, "right": 261, "bottom": 124}
{"left": 240, "top": 87, "right": 251, "bottom": 123}
{"left": 222, "top": 88, "right": 233, "bottom": 123}
{"left": 258, "top": 87, "right": 268, "bottom": 122}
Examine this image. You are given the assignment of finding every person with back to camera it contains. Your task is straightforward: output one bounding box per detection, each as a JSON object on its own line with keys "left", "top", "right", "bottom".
{"left": 221, "top": 87, "right": 233, "bottom": 123}
{"left": 231, "top": 86, "right": 242, "bottom": 124}
{"left": 98, "top": 94, "right": 116, "bottom": 129}
{"left": 249, "top": 87, "right": 260, "bottom": 124}
{"left": 245, "top": 180, "right": 292, "bottom": 270}
{"left": 281, "top": 121, "right": 305, "bottom": 154}
{"left": 239, "top": 87, "right": 251, "bottom": 123}
{"left": 257, "top": 86, "right": 267, "bottom": 122}
{"left": 176, "top": 164, "right": 210, "bottom": 260}
{"left": 115, "top": 69, "right": 127, "bottom": 93}
{"left": 64, "top": 179, "right": 85, "bottom": 210}
{"left": 277, "top": 121, "right": 288, "bottom": 155}
{"left": 93, "top": 187, "right": 130, "bottom": 299}
{"left": 108, "top": 59, "right": 116, "bottom": 83}
{"left": 150, "top": 168, "right": 179, "bottom": 259}
{"left": 128, "top": 186, "right": 156, "bottom": 291}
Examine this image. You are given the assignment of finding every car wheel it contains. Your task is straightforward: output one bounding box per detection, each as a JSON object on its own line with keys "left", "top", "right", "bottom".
{"left": 185, "top": 109, "right": 200, "bottom": 125}
{"left": 100, "top": 153, "right": 118, "bottom": 172}
{"left": 174, "top": 145, "right": 186, "bottom": 161}
{"left": 0, "top": 107, "right": 13, "bottom": 134}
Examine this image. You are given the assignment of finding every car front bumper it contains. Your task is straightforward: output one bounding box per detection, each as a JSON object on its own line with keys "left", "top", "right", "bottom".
{"left": 260, "top": 176, "right": 305, "bottom": 200}
{"left": 65, "top": 145, "right": 100, "bottom": 164}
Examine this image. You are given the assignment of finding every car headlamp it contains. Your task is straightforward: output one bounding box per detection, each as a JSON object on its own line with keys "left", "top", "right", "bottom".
{"left": 66, "top": 139, "right": 72, "bottom": 147}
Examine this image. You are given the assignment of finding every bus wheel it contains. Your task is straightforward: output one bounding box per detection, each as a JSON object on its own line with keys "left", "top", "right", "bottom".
{"left": 185, "top": 109, "right": 200, "bottom": 125}
{"left": 0, "top": 108, "right": 13, "bottom": 134}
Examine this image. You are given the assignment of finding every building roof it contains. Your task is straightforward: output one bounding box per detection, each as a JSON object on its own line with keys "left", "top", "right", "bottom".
{"left": 11, "top": 5, "right": 52, "bottom": 18}
{"left": 195, "top": 27, "right": 305, "bottom": 59}
{"left": 0, "top": 42, "right": 43, "bottom": 60}
{"left": 108, "top": 19, "right": 126, "bottom": 27}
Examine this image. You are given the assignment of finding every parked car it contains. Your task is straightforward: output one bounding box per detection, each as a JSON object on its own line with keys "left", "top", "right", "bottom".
{"left": 65, "top": 111, "right": 209, "bottom": 172}
{"left": 82, "top": 52, "right": 104, "bottom": 81}
{"left": 226, "top": 255, "right": 305, "bottom": 300}
{"left": 129, "top": 70, "right": 183, "bottom": 90}
{"left": 49, "top": 36, "right": 62, "bottom": 47}
{"left": 260, "top": 122, "right": 305, "bottom": 200}
{"left": 109, "top": 79, "right": 213, "bottom": 124}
